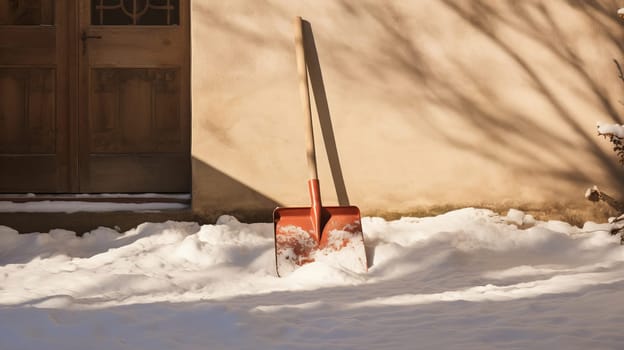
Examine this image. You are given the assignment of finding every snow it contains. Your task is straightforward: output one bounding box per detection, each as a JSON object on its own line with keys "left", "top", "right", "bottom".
{"left": 275, "top": 223, "right": 366, "bottom": 277}
{"left": 1, "top": 208, "right": 623, "bottom": 349}
{"left": 596, "top": 121, "right": 624, "bottom": 138}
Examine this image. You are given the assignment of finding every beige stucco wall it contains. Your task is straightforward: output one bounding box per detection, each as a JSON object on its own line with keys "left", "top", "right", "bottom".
{"left": 190, "top": 0, "right": 624, "bottom": 220}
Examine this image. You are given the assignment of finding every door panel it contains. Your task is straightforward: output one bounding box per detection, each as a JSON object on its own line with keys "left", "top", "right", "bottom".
{"left": 90, "top": 68, "right": 183, "bottom": 153}
{"left": 87, "top": 154, "right": 190, "bottom": 192}
{"left": 0, "top": 27, "right": 55, "bottom": 65}
{"left": 79, "top": 0, "right": 190, "bottom": 193}
{"left": 0, "top": 68, "right": 55, "bottom": 153}
{"left": 0, "top": 0, "right": 68, "bottom": 193}
{"left": 0, "top": 1, "right": 54, "bottom": 25}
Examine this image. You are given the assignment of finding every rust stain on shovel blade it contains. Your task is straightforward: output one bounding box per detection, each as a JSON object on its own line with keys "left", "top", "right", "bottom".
{"left": 273, "top": 206, "right": 367, "bottom": 277}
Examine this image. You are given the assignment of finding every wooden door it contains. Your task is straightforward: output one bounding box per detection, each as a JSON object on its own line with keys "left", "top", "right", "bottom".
{"left": 78, "top": 0, "right": 190, "bottom": 193}
{"left": 0, "top": 0, "right": 69, "bottom": 192}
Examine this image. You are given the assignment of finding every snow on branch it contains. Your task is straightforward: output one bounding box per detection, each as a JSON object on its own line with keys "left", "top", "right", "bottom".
{"left": 597, "top": 121, "right": 624, "bottom": 138}
{"left": 589, "top": 121, "right": 624, "bottom": 243}
{"left": 596, "top": 122, "right": 624, "bottom": 165}
{"left": 585, "top": 185, "right": 624, "bottom": 212}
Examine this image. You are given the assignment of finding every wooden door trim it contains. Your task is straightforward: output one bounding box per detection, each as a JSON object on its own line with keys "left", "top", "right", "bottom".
{"left": 57, "top": 0, "right": 71, "bottom": 192}
{"left": 68, "top": 0, "right": 80, "bottom": 192}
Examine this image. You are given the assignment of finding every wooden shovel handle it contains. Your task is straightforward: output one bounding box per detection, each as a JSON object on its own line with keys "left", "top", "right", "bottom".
{"left": 294, "top": 16, "right": 318, "bottom": 180}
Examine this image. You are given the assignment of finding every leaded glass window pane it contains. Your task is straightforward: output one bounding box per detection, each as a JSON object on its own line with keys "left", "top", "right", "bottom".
{"left": 91, "top": 0, "right": 179, "bottom": 26}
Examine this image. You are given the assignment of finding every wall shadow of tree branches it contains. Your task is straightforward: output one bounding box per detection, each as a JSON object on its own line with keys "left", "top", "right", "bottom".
{"left": 339, "top": 0, "right": 624, "bottom": 192}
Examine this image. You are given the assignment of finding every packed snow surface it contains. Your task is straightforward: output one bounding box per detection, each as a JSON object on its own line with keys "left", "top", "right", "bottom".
{"left": 1, "top": 208, "right": 623, "bottom": 349}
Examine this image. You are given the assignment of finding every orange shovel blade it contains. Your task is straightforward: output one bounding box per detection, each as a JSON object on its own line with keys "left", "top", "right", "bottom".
{"left": 273, "top": 206, "right": 367, "bottom": 277}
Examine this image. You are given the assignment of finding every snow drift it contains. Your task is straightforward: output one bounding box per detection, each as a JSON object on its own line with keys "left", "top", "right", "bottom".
{"left": 1, "top": 208, "right": 623, "bottom": 349}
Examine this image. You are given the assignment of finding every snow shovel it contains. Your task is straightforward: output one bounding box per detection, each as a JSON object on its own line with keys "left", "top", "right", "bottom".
{"left": 273, "top": 17, "right": 367, "bottom": 277}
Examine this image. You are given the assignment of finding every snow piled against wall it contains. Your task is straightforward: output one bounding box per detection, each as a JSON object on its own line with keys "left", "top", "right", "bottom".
{"left": 1, "top": 208, "right": 623, "bottom": 349}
